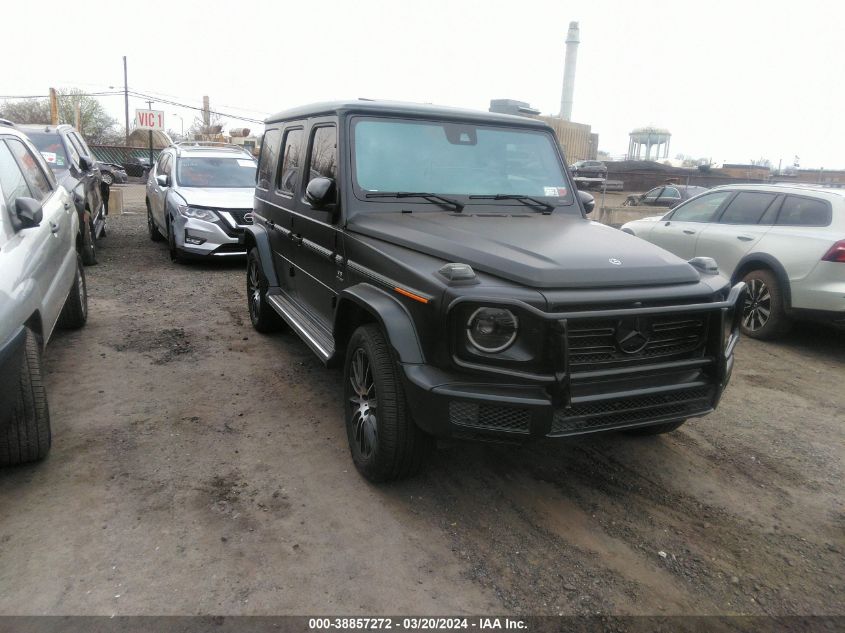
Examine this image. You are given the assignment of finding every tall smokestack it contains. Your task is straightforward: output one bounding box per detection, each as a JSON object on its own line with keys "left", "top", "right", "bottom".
{"left": 559, "top": 21, "right": 580, "bottom": 121}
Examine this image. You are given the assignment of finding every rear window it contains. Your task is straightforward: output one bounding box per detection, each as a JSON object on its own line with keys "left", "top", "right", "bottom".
{"left": 776, "top": 196, "right": 832, "bottom": 227}
{"left": 25, "top": 131, "right": 69, "bottom": 170}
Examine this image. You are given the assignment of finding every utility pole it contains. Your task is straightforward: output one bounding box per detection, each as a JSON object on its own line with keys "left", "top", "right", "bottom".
{"left": 123, "top": 56, "right": 129, "bottom": 146}
{"left": 74, "top": 102, "right": 81, "bottom": 131}
{"left": 146, "top": 99, "right": 154, "bottom": 168}
{"left": 49, "top": 88, "right": 59, "bottom": 125}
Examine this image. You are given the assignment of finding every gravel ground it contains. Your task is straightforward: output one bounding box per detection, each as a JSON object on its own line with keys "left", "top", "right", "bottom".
{"left": 0, "top": 185, "right": 842, "bottom": 616}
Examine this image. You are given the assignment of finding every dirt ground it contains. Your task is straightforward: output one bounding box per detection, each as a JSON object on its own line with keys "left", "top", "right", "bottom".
{"left": 0, "top": 184, "right": 842, "bottom": 616}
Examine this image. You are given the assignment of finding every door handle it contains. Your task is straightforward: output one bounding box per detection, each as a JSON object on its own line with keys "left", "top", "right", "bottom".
{"left": 64, "top": 202, "right": 71, "bottom": 210}
{"left": 50, "top": 222, "right": 61, "bottom": 235}
{"left": 683, "top": 229, "right": 696, "bottom": 235}
{"left": 737, "top": 235, "right": 754, "bottom": 241}
{"left": 290, "top": 233, "right": 303, "bottom": 245}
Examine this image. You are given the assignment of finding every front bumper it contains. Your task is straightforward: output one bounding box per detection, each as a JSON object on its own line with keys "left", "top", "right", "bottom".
{"left": 400, "top": 283, "right": 745, "bottom": 440}
{"left": 173, "top": 213, "right": 248, "bottom": 257}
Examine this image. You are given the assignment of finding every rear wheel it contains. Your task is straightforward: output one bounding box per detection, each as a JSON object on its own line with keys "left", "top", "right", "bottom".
{"left": 147, "top": 201, "right": 163, "bottom": 241}
{"left": 81, "top": 215, "right": 97, "bottom": 265}
{"left": 740, "top": 269, "right": 791, "bottom": 340}
{"left": 101, "top": 171, "right": 113, "bottom": 186}
{"left": 623, "top": 419, "right": 686, "bottom": 436}
{"left": 247, "top": 248, "right": 283, "bottom": 333}
{"left": 58, "top": 253, "right": 88, "bottom": 329}
{"left": 344, "top": 325, "right": 434, "bottom": 482}
{"left": 0, "top": 328, "right": 51, "bottom": 465}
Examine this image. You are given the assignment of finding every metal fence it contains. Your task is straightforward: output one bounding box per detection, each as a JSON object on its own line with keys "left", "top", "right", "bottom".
{"left": 606, "top": 169, "right": 770, "bottom": 192}
{"left": 90, "top": 144, "right": 163, "bottom": 165}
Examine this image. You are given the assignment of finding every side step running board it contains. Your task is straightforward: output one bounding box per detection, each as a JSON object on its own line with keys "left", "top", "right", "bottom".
{"left": 266, "top": 292, "right": 335, "bottom": 362}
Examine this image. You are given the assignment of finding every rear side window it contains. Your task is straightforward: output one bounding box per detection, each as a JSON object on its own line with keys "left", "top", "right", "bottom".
{"left": 308, "top": 126, "right": 337, "bottom": 181}
{"left": 278, "top": 128, "right": 304, "bottom": 194}
{"left": 659, "top": 187, "right": 681, "bottom": 200}
{"left": 0, "top": 140, "right": 33, "bottom": 209}
{"left": 67, "top": 132, "right": 87, "bottom": 158}
{"left": 256, "top": 129, "right": 281, "bottom": 190}
{"left": 719, "top": 192, "right": 777, "bottom": 224}
{"left": 7, "top": 138, "right": 53, "bottom": 201}
{"left": 670, "top": 191, "right": 732, "bottom": 222}
{"left": 776, "top": 196, "right": 832, "bottom": 227}
{"left": 643, "top": 187, "right": 662, "bottom": 202}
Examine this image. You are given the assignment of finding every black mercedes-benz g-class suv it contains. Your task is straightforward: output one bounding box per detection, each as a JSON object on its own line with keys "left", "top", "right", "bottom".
{"left": 245, "top": 100, "right": 745, "bottom": 482}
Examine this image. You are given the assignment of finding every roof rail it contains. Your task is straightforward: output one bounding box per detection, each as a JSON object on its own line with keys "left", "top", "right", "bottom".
{"left": 0, "top": 118, "right": 15, "bottom": 127}
{"left": 170, "top": 140, "right": 254, "bottom": 157}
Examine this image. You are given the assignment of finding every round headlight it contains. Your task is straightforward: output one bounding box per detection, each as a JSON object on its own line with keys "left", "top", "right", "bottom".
{"left": 466, "top": 307, "right": 518, "bottom": 353}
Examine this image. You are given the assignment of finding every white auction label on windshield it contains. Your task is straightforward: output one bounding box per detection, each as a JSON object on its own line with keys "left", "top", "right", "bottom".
{"left": 41, "top": 151, "right": 57, "bottom": 164}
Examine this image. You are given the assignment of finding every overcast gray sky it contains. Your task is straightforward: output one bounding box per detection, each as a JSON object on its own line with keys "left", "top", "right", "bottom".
{"left": 3, "top": 0, "right": 842, "bottom": 168}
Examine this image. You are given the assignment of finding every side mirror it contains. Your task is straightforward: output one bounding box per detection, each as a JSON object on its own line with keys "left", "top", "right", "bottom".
{"left": 156, "top": 174, "right": 170, "bottom": 188}
{"left": 79, "top": 155, "right": 93, "bottom": 171}
{"left": 578, "top": 190, "right": 595, "bottom": 214}
{"left": 305, "top": 177, "right": 336, "bottom": 210}
{"left": 14, "top": 197, "right": 43, "bottom": 229}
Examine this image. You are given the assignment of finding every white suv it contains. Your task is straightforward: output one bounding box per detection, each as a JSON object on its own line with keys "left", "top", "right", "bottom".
{"left": 0, "top": 122, "right": 88, "bottom": 465}
{"left": 621, "top": 184, "right": 845, "bottom": 339}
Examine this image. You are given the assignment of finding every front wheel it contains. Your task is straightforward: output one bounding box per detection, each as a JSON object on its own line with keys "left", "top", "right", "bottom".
{"left": 741, "top": 269, "right": 791, "bottom": 340}
{"left": 344, "top": 325, "right": 434, "bottom": 482}
{"left": 0, "top": 328, "right": 51, "bottom": 465}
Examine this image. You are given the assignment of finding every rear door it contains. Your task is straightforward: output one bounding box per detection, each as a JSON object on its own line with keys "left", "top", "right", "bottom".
{"left": 695, "top": 191, "right": 779, "bottom": 277}
{"left": 649, "top": 190, "right": 733, "bottom": 260}
{"left": 288, "top": 119, "right": 340, "bottom": 325}
{"left": 641, "top": 187, "right": 663, "bottom": 206}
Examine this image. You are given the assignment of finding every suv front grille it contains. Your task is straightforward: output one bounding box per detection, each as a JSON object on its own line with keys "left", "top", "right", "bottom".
{"left": 227, "top": 209, "right": 253, "bottom": 225}
{"left": 450, "top": 401, "right": 530, "bottom": 434}
{"left": 550, "top": 386, "right": 712, "bottom": 435}
{"left": 568, "top": 313, "right": 709, "bottom": 372}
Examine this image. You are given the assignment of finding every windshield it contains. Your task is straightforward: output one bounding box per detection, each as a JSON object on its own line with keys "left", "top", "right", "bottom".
{"left": 25, "top": 132, "right": 69, "bottom": 170}
{"left": 176, "top": 156, "right": 256, "bottom": 188}
{"left": 352, "top": 117, "right": 573, "bottom": 206}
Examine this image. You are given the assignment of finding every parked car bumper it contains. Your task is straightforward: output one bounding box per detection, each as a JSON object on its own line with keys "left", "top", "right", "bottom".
{"left": 790, "top": 262, "right": 845, "bottom": 314}
{"left": 399, "top": 284, "right": 745, "bottom": 440}
{"left": 111, "top": 170, "right": 129, "bottom": 184}
{"left": 173, "top": 215, "right": 247, "bottom": 257}
{"left": 0, "top": 326, "right": 27, "bottom": 427}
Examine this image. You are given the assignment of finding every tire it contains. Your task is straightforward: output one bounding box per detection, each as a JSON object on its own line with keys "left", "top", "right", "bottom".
{"left": 58, "top": 254, "right": 88, "bottom": 329}
{"left": 81, "top": 216, "right": 97, "bottom": 265}
{"left": 101, "top": 172, "right": 113, "bottom": 186}
{"left": 0, "top": 328, "right": 51, "bottom": 465}
{"left": 623, "top": 419, "right": 686, "bottom": 436}
{"left": 247, "top": 248, "right": 283, "bottom": 333}
{"left": 168, "top": 218, "right": 186, "bottom": 263}
{"left": 344, "top": 324, "right": 434, "bottom": 482}
{"left": 740, "top": 269, "right": 791, "bottom": 340}
{"left": 147, "top": 200, "right": 163, "bottom": 241}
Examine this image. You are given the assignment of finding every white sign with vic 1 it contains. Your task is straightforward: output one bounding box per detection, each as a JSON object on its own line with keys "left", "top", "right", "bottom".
{"left": 136, "top": 109, "right": 165, "bottom": 131}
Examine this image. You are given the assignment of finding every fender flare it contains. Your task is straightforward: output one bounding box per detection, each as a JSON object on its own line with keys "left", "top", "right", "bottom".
{"left": 732, "top": 252, "right": 792, "bottom": 309}
{"left": 242, "top": 224, "right": 279, "bottom": 287}
{"left": 336, "top": 284, "right": 425, "bottom": 364}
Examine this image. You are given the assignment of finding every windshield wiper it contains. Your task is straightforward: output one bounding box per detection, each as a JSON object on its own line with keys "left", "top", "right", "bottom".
{"left": 468, "top": 194, "right": 554, "bottom": 214}
{"left": 365, "top": 191, "right": 464, "bottom": 213}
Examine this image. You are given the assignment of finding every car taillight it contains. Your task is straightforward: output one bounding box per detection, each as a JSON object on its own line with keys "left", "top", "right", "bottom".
{"left": 821, "top": 240, "right": 845, "bottom": 263}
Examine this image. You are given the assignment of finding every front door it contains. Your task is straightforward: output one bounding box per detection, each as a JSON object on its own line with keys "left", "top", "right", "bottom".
{"left": 650, "top": 190, "right": 734, "bottom": 260}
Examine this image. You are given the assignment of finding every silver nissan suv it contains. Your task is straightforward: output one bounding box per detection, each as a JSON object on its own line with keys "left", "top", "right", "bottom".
{"left": 145, "top": 142, "right": 257, "bottom": 262}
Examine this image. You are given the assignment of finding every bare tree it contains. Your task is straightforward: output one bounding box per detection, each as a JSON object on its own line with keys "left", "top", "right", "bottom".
{"left": 0, "top": 98, "right": 50, "bottom": 124}
{"left": 0, "top": 89, "right": 119, "bottom": 144}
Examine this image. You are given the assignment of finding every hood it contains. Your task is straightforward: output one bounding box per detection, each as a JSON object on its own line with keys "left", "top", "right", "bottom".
{"left": 348, "top": 211, "right": 701, "bottom": 289}
{"left": 174, "top": 187, "right": 254, "bottom": 209}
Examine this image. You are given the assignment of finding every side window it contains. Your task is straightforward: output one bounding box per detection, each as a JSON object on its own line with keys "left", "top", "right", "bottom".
{"left": 277, "top": 128, "right": 304, "bottom": 195}
{"left": 159, "top": 154, "right": 172, "bottom": 176}
{"left": 643, "top": 187, "right": 663, "bottom": 202}
{"left": 718, "top": 192, "right": 777, "bottom": 225}
{"left": 7, "top": 138, "right": 53, "bottom": 201}
{"left": 0, "top": 140, "right": 33, "bottom": 209}
{"left": 72, "top": 132, "right": 93, "bottom": 158}
{"left": 776, "top": 196, "right": 832, "bottom": 227}
{"left": 256, "top": 129, "right": 281, "bottom": 190}
{"left": 659, "top": 187, "right": 681, "bottom": 200}
{"left": 307, "top": 126, "right": 337, "bottom": 181}
{"left": 670, "top": 191, "right": 732, "bottom": 223}
{"left": 64, "top": 135, "right": 81, "bottom": 167}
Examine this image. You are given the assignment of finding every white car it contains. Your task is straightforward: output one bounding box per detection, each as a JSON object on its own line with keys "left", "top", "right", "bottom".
{"left": 621, "top": 184, "right": 845, "bottom": 339}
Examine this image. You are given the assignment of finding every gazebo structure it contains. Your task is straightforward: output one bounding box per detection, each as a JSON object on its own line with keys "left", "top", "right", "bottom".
{"left": 627, "top": 126, "right": 671, "bottom": 160}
